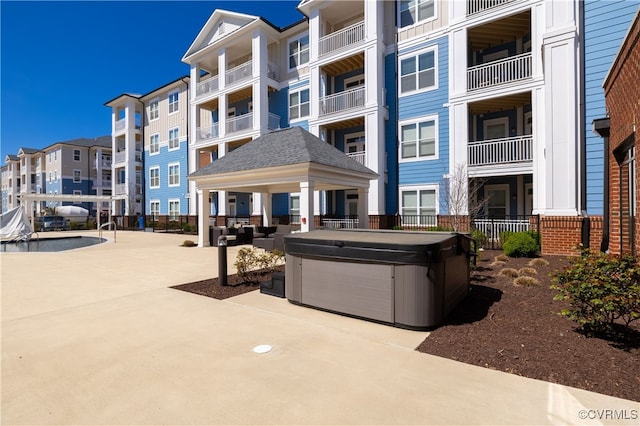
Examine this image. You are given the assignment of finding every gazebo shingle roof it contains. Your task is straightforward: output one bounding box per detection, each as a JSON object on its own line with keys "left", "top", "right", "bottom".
{"left": 189, "top": 126, "right": 375, "bottom": 177}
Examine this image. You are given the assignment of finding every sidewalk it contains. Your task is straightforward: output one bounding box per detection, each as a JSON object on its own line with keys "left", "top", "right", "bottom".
{"left": 2, "top": 231, "right": 638, "bottom": 425}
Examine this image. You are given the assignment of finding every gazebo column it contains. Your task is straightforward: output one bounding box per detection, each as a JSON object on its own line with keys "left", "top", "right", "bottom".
{"left": 260, "top": 192, "right": 272, "bottom": 227}
{"left": 197, "top": 189, "right": 211, "bottom": 247}
{"left": 357, "top": 186, "right": 369, "bottom": 229}
{"left": 300, "top": 181, "right": 315, "bottom": 232}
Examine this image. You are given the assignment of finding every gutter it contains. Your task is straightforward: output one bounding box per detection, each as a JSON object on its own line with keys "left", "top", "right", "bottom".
{"left": 593, "top": 117, "right": 610, "bottom": 252}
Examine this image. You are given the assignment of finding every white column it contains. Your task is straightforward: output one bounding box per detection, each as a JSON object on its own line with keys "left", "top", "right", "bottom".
{"left": 219, "top": 95, "right": 228, "bottom": 136}
{"left": 189, "top": 64, "right": 201, "bottom": 214}
{"left": 357, "top": 186, "right": 369, "bottom": 229}
{"left": 308, "top": 9, "right": 320, "bottom": 121}
{"left": 365, "top": 112, "right": 385, "bottom": 214}
{"left": 218, "top": 48, "right": 227, "bottom": 91}
{"left": 449, "top": 29, "right": 468, "bottom": 97}
{"left": 217, "top": 191, "right": 227, "bottom": 216}
{"left": 252, "top": 29, "right": 268, "bottom": 131}
{"left": 300, "top": 181, "right": 315, "bottom": 232}
{"left": 261, "top": 192, "right": 272, "bottom": 227}
{"left": 197, "top": 189, "right": 211, "bottom": 247}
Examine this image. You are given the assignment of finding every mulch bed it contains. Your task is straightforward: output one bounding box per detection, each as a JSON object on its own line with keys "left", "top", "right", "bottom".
{"left": 417, "top": 250, "right": 639, "bottom": 402}
{"left": 171, "top": 265, "right": 285, "bottom": 300}
{"left": 171, "top": 252, "right": 639, "bottom": 402}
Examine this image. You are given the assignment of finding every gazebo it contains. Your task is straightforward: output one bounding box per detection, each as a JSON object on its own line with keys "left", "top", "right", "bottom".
{"left": 189, "top": 126, "right": 378, "bottom": 247}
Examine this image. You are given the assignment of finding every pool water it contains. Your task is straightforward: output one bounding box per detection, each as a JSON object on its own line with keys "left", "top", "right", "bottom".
{"left": 1, "top": 236, "right": 106, "bottom": 253}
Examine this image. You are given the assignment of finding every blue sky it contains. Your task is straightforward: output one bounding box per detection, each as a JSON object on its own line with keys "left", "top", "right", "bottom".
{"left": 0, "top": 0, "right": 304, "bottom": 165}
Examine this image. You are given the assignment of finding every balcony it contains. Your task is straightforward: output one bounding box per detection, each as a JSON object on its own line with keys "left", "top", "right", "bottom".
{"left": 319, "top": 21, "right": 365, "bottom": 58}
{"left": 468, "top": 53, "right": 532, "bottom": 91}
{"left": 346, "top": 151, "right": 366, "bottom": 166}
{"left": 468, "top": 135, "right": 533, "bottom": 167}
{"left": 268, "top": 113, "right": 281, "bottom": 130}
{"left": 197, "top": 123, "right": 220, "bottom": 142}
{"left": 225, "top": 60, "right": 252, "bottom": 86}
{"left": 467, "top": 0, "right": 515, "bottom": 15}
{"left": 196, "top": 75, "right": 219, "bottom": 98}
{"left": 114, "top": 151, "right": 127, "bottom": 164}
{"left": 93, "top": 159, "right": 112, "bottom": 169}
{"left": 114, "top": 183, "right": 126, "bottom": 195}
{"left": 115, "top": 119, "right": 126, "bottom": 131}
{"left": 319, "top": 87, "right": 365, "bottom": 117}
{"left": 226, "top": 114, "right": 253, "bottom": 134}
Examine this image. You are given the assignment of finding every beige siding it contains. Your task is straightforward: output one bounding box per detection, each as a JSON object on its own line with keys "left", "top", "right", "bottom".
{"left": 397, "top": 0, "right": 449, "bottom": 42}
{"left": 144, "top": 82, "right": 189, "bottom": 150}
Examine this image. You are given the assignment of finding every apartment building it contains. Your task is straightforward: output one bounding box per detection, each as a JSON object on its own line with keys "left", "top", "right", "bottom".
{"left": 105, "top": 77, "right": 190, "bottom": 220}
{"left": 105, "top": 0, "right": 637, "bottom": 254}
{"left": 1, "top": 137, "right": 112, "bottom": 216}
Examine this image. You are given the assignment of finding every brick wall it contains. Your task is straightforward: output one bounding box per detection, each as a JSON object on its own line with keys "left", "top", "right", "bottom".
{"left": 539, "top": 216, "right": 603, "bottom": 256}
{"left": 604, "top": 13, "right": 640, "bottom": 255}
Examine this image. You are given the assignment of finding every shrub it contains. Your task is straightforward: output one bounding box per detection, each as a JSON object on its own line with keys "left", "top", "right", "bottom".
{"left": 514, "top": 276, "right": 540, "bottom": 287}
{"left": 551, "top": 248, "right": 640, "bottom": 337}
{"left": 181, "top": 240, "right": 196, "bottom": 247}
{"left": 503, "top": 232, "right": 538, "bottom": 257}
{"left": 471, "top": 229, "right": 488, "bottom": 248}
{"left": 529, "top": 258, "right": 549, "bottom": 267}
{"left": 235, "top": 247, "right": 284, "bottom": 283}
{"left": 495, "top": 254, "right": 508, "bottom": 262}
{"left": 518, "top": 267, "right": 538, "bottom": 276}
{"left": 499, "top": 268, "right": 519, "bottom": 278}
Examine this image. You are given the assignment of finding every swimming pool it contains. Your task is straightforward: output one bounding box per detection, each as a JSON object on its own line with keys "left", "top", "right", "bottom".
{"left": 1, "top": 236, "right": 106, "bottom": 253}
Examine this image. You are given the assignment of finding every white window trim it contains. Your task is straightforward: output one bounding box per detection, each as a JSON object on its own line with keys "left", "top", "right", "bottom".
{"left": 398, "top": 114, "right": 439, "bottom": 163}
{"left": 287, "top": 32, "right": 310, "bottom": 71}
{"left": 168, "top": 199, "right": 180, "bottom": 219}
{"left": 149, "top": 98, "right": 160, "bottom": 121}
{"left": 149, "top": 166, "right": 160, "bottom": 189}
{"left": 168, "top": 127, "right": 180, "bottom": 151}
{"left": 397, "top": 0, "right": 437, "bottom": 29}
{"left": 398, "top": 45, "right": 438, "bottom": 97}
{"left": 150, "top": 199, "right": 160, "bottom": 218}
{"left": 73, "top": 149, "right": 81, "bottom": 162}
{"left": 288, "top": 86, "right": 310, "bottom": 123}
{"left": 168, "top": 91, "right": 179, "bottom": 114}
{"left": 149, "top": 133, "right": 160, "bottom": 156}
{"left": 168, "top": 162, "right": 180, "bottom": 187}
{"left": 73, "top": 169, "right": 82, "bottom": 183}
{"left": 399, "top": 184, "right": 439, "bottom": 220}
{"left": 483, "top": 116, "right": 509, "bottom": 141}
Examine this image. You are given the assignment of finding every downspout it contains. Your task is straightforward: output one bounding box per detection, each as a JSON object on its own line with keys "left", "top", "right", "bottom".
{"left": 139, "top": 97, "right": 146, "bottom": 218}
{"left": 593, "top": 117, "right": 610, "bottom": 252}
{"left": 181, "top": 77, "right": 189, "bottom": 217}
{"left": 579, "top": 0, "right": 589, "bottom": 248}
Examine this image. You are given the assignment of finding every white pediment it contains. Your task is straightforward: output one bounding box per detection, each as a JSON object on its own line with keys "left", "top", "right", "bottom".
{"left": 183, "top": 10, "right": 259, "bottom": 61}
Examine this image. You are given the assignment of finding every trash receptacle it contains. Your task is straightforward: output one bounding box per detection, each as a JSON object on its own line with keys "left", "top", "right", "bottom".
{"left": 138, "top": 215, "right": 145, "bottom": 230}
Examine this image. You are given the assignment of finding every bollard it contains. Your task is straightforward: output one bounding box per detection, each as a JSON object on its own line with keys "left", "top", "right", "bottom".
{"left": 218, "top": 235, "right": 228, "bottom": 286}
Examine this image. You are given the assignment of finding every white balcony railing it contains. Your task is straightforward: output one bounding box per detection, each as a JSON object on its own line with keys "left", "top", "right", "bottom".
{"left": 114, "top": 151, "right": 127, "bottom": 164}
{"left": 323, "top": 218, "right": 359, "bottom": 229}
{"left": 197, "top": 123, "right": 220, "bottom": 142}
{"left": 196, "top": 75, "right": 219, "bottom": 98}
{"left": 468, "top": 135, "right": 533, "bottom": 167}
{"left": 319, "top": 21, "right": 365, "bottom": 57}
{"left": 225, "top": 60, "right": 253, "bottom": 86}
{"left": 319, "top": 87, "right": 366, "bottom": 116}
{"left": 135, "top": 151, "right": 142, "bottom": 162}
{"left": 268, "top": 113, "right": 280, "bottom": 130}
{"left": 467, "top": 0, "right": 515, "bottom": 15}
{"left": 467, "top": 52, "right": 532, "bottom": 91}
{"left": 115, "top": 119, "right": 126, "bottom": 131}
{"left": 114, "top": 184, "right": 126, "bottom": 195}
{"left": 473, "top": 218, "right": 531, "bottom": 241}
{"left": 347, "top": 151, "right": 366, "bottom": 166}
{"left": 226, "top": 113, "right": 253, "bottom": 134}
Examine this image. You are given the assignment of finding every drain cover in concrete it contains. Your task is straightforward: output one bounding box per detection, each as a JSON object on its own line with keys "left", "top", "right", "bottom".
{"left": 252, "top": 344, "right": 272, "bottom": 354}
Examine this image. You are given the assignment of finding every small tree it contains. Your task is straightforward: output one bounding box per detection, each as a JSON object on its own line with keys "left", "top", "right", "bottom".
{"left": 442, "top": 163, "right": 487, "bottom": 231}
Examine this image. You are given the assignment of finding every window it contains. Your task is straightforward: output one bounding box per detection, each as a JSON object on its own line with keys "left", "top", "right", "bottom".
{"left": 168, "top": 91, "right": 179, "bottom": 113}
{"left": 150, "top": 200, "right": 160, "bottom": 219}
{"left": 168, "top": 163, "right": 180, "bottom": 187}
{"left": 485, "top": 184, "right": 509, "bottom": 217}
{"left": 289, "top": 88, "right": 310, "bottom": 120}
{"left": 149, "top": 133, "right": 159, "bottom": 155}
{"left": 48, "top": 172, "right": 52, "bottom": 183}
{"left": 54, "top": 170, "right": 58, "bottom": 181}
{"left": 401, "top": 187, "right": 437, "bottom": 226}
{"left": 288, "top": 34, "right": 309, "bottom": 69}
{"left": 399, "top": 0, "right": 435, "bottom": 27}
{"left": 168, "top": 128, "right": 180, "bottom": 150}
{"left": 73, "top": 149, "right": 81, "bottom": 162}
{"left": 169, "top": 200, "right": 180, "bottom": 220}
{"left": 73, "top": 190, "right": 82, "bottom": 204}
{"left": 149, "top": 167, "right": 160, "bottom": 188}
{"left": 400, "top": 48, "right": 436, "bottom": 94}
{"left": 290, "top": 195, "right": 300, "bottom": 223}
{"left": 400, "top": 116, "right": 437, "bottom": 160}
{"left": 54, "top": 150, "right": 57, "bottom": 161}
{"left": 73, "top": 170, "right": 81, "bottom": 183}
{"left": 149, "top": 99, "right": 159, "bottom": 120}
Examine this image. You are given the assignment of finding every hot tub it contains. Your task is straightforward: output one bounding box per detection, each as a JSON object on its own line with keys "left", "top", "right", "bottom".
{"left": 283, "top": 229, "right": 472, "bottom": 330}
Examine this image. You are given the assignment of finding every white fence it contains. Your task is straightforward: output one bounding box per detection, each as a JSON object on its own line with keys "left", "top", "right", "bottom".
{"left": 322, "top": 218, "right": 359, "bottom": 229}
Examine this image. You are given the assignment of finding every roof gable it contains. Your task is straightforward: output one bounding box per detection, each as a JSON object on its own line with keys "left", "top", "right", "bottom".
{"left": 182, "top": 10, "right": 259, "bottom": 61}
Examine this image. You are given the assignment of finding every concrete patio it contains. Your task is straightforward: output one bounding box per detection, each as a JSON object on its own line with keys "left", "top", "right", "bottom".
{"left": 1, "top": 231, "right": 637, "bottom": 425}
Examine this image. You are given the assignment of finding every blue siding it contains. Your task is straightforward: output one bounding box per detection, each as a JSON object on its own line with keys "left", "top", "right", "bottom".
{"left": 272, "top": 193, "right": 289, "bottom": 215}
{"left": 385, "top": 52, "right": 399, "bottom": 214}
{"left": 397, "top": 35, "right": 450, "bottom": 211}
{"left": 269, "top": 89, "right": 288, "bottom": 128}
{"left": 584, "top": 0, "right": 638, "bottom": 215}
{"left": 145, "top": 138, "right": 189, "bottom": 214}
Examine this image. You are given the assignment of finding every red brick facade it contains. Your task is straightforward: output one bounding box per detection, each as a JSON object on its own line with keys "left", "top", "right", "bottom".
{"left": 604, "top": 12, "right": 640, "bottom": 255}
